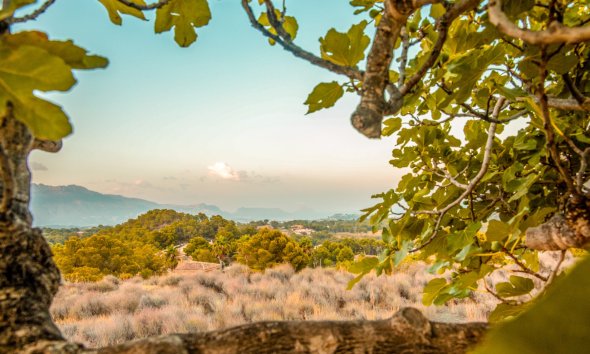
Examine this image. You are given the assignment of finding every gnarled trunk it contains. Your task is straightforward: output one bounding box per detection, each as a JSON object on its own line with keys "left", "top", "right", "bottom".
{"left": 0, "top": 108, "right": 66, "bottom": 352}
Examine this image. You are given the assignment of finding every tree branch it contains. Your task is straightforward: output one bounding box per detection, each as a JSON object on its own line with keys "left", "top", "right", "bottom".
{"left": 488, "top": 0, "right": 590, "bottom": 44}
{"left": 263, "top": 0, "right": 291, "bottom": 41}
{"left": 399, "top": 0, "right": 481, "bottom": 96}
{"left": 115, "top": 0, "right": 170, "bottom": 11}
{"left": 32, "top": 307, "right": 487, "bottom": 354}
{"left": 5, "top": 0, "right": 55, "bottom": 24}
{"left": 241, "top": 0, "right": 362, "bottom": 81}
{"left": 562, "top": 74, "right": 588, "bottom": 105}
{"left": 32, "top": 139, "right": 62, "bottom": 153}
{"left": 351, "top": 3, "right": 405, "bottom": 138}
{"left": 398, "top": 26, "right": 409, "bottom": 87}
{"left": 411, "top": 97, "right": 504, "bottom": 252}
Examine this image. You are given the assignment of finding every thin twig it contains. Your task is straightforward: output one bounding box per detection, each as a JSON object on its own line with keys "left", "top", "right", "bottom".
{"left": 6, "top": 0, "right": 55, "bottom": 24}
{"left": 241, "top": 0, "right": 362, "bottom": 81}
{"left": 410, "top": 97, "right": 504, "bottom": 252}
{"left": 115, "top": 0, "right": 170, "bottom": 11}
{"left": 502, "top": 248, "right": 548, "bottom": 282}
{"left": 545, "top": 250, "right": 567, "bottom": 286}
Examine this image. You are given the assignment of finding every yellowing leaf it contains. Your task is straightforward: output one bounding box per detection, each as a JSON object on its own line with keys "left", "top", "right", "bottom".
{"left": 320, "top": 21, "right": 370, "bottom": 67}
{"left": 0, "top": 0, "right": 36, "bottom": 20}
{"left": 304, "top": 81, "right": 344, "bottom": 114}
{"left": 0, "top": 32, "right": 107, "bottom": 140}
{"left": 4, "top": 31, "right": 108, "bottom": 69}
{"left": 155, "top": 0, "right": 211, "bottom": 48}
{"left": 98, "top": 0, "right": 147, "bottom": 25}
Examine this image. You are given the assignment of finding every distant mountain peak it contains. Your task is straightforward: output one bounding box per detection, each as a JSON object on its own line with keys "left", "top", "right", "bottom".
{"left": 30, "top": 184, "right": 336, "bottom": 227}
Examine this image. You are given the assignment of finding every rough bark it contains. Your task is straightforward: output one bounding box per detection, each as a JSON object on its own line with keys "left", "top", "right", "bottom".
{"left": 0, "top": 107, "right": 65, "bottom": 352}
{"left": 526, "top": 195, "right": 590, "bottom": 250}
{"left": 28, "top": 308, "right": 487, "bottom": 354}
{"left": 350, "top": 1, "right": 407, "bottom": 139}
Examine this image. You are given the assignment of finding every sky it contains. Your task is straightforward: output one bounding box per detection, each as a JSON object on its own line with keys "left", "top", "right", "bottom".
{"left": 17, "top": 0, "right": 404, "bottom": 214}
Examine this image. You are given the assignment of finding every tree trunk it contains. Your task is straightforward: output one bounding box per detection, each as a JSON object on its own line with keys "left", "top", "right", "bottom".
{"left": 0, "top": 108, "right": 67, "bottom": 352}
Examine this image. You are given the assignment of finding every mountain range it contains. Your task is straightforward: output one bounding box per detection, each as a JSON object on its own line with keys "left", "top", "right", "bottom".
{"left": 30, "top": 184, "right": 350, "bottom": 227}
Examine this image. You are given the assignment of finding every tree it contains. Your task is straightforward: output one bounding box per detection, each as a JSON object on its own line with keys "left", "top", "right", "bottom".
{"left": 0, "top": 0, "right": 589, "bottom": 353}
{"left": 236, "top": 228, "right": 309, "bottom": 271}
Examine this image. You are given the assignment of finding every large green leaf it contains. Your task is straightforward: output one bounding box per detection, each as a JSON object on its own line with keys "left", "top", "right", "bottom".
{"left": 155, "top": 0, "right": 211, "bottom": 47}
{"left": 4, "top": 31, "right": 108, "bottom": 69}
{"left": 98, "top": 0, "right": 147, "bottom": 25}
{"left": 319, "top": 21, "right": 370, "bottom": 67}
{"left": 475, "top": 257, "right": 590, "bottom": 354}
{"left": 422, "top": 278, "right": 448, "bottom": 305}
{"left": 495, "top": 275, "right": 534, "bottom": 298}
{"left": 304, "top": 81, "right": 344, "bottom": 114}
{"left": 0, "top": 32, "right": 107, "bottom": 140}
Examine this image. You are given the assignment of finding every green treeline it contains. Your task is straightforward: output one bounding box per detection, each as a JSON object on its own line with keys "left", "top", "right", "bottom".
{"left": 48, "top": 210, "right": 383, "bottom": 282}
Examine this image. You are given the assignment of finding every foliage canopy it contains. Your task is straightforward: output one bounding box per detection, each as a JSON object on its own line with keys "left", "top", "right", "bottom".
{"left": 2, "top": 0, "right": 590, "bottom": 352}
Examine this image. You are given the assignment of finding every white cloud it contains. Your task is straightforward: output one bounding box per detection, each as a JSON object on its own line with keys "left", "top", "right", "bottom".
{"left": 208, "top": 162, "right": 240, "bottom": 181}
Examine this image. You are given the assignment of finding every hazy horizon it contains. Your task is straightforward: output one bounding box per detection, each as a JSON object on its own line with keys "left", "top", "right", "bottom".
{"left": 20, "top": 0, "right": 402, "bottom": 212}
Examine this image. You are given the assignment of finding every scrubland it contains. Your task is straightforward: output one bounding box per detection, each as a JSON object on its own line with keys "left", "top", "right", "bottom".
{"left": 51, "top": 263, "right": 497, "bottom": 348}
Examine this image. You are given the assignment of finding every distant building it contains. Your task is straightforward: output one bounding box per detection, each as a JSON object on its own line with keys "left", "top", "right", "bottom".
{"left": 290, "top": 224, "right": 314, "bottom": 236}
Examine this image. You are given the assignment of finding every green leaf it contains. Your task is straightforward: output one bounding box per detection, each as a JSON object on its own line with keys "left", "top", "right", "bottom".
{"left": 486, "top": 220, "right": 511, "bottom": 242}
{"left": 155, "top": 0, "right": 211, "bottom": 47}
{"left": 0, "top": 32, "right": 107, "bottom": 140}
{"left": 503, "top": 0, "right": 534, "bottom": 17}
{"left": 488, "top": 302, "right": 528, "bottom": 323}
{"left": 382, "top": 117, "right": 402, "bottom": 136}
{"left": 393, "top": 240, "right": 411, "bottom": 266}
{"left": 0, "top": 42, "right": 75, "bottom": 139}
{"left": 547, "top": 53, "right": 577, "bottom": 75}
{"left": 98, "top": 0, "right": 147, "bottom": 25}
{"left": 422, "top": 278, "right": 447, "bottom": 305}
{"left": 304, "top": 81, "right": 344, "bottom": 114}
{"left": 320, "top": 20, "right": 370, "bottom": 67}
{"left": 495, "top": 276, "right": 534, "bottom": 298}
{"left": 4, "top": 31, "right": 108, "bottom": 69}
{"left": 475, "top": 257, "right": 590, "bottom": 353}
{"left": 282, "top": 16, "right": 299, "bottom": 40}
{"left": 348, "top": 256, "right": 379, "bottom": 274}
{"left": 429, "top": 3, "right": 445, "bottom": 19}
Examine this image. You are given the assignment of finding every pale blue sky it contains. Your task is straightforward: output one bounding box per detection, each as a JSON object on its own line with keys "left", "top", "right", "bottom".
{"left": 18, "top": 0, "right": 402, "bottom": 213}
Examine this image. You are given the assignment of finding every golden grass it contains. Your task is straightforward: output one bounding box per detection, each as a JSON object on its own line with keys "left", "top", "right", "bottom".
{"left": 51, "top": 262, "right": 497, "bottom": 348}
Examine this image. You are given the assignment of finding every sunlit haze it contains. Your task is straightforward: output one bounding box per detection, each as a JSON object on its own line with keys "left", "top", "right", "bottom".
{"left": 21, "top": 0, "right": 402, "bottom": 213}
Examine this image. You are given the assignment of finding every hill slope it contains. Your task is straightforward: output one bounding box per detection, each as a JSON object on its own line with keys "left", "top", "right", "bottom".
{"left": 30, "top": 184, "right": 219, "bottom": 227}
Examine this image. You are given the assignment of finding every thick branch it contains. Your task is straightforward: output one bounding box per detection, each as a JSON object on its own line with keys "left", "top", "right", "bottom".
{"left": 546, "top": 97, "right": 590, "bottom": 111}
{"left": 399, "top": 0, "right": 481, "bottom": 96}
{"left": 488, "top": 0, "right": 590, "bottom": 44}
{"left": 32, "top": 139, "right": 62, "bottom": 153}
{"left": 351, "top": 3, "right": 405, "bottom": 139}
{"left": 241, "top": 0, "right": 362, "bottom": 81}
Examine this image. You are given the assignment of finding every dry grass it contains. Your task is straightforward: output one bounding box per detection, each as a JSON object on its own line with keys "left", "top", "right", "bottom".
{"left": 51, "top": 262, "right": 499, "bottom": 348}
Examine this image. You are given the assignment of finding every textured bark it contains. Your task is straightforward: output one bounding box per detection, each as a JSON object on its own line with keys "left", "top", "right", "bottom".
{"left": 526, "top": 195, "right": 590, "bottom": 250}
{"left": 28, "top": 308, "right": 487, "bottom": 354}
{"left": 350, "top": 1, "right": 407, "bottom": 139}
{"left": 0, "top": 108, "right": 65, "bottom": 352}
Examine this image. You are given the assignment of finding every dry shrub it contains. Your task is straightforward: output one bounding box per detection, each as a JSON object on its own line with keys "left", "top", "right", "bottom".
{"left": 52, "top": 262, "right": 498, "bottom": 348}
